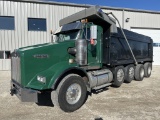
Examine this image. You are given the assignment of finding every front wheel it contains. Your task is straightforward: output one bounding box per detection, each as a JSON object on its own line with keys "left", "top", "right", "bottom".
{"left": 52, "top": 74, "right": 87, "bottom": 112}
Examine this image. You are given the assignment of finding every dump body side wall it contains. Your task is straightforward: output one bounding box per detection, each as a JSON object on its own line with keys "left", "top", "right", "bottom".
{"left": 103, "top": 28, "right": 153, "bottom": 66}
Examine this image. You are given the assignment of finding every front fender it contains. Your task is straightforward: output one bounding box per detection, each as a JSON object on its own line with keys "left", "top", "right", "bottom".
{"left": 26, "top": 61, "right": 77, "bottom": 90}
{"left": 48, "top": 62, "right": 81, "bottom": 89}
{"left": 49, "top": 66, "right": 89, "bottom": 90}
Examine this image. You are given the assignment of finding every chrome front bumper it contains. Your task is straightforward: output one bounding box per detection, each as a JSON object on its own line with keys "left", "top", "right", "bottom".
{"left": 10, "top": 80, "right": 39, "bottom": 103}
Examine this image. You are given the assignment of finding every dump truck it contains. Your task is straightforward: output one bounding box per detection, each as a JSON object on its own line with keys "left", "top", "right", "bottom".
{"left": 10, "top": 6, "right": 153, "bottom": 112}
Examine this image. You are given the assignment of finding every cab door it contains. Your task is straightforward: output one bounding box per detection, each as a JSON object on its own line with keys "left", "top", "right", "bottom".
{"left": 82, "top": 26, "right": 103, "bottom": 69}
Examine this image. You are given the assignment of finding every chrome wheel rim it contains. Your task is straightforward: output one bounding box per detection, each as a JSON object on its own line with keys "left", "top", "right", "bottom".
{"left": 117, "top": 69, "right": 124, "bottom": 82}
{"left": 66, "top": 83, "right": 82, "bottom": 105}
{"left": 148, "top": 66, "right": 152, "bottom": 75}
{"left": 129, "top": 67, "right": 134, "bottom": 79}
{"left": 140, "top": 68, "right": 144, "bottom": 78}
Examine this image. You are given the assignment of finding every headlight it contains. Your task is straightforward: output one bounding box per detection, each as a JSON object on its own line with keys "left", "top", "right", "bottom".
{"left": 37, "top": 76, "right": 46, "bottom": 84}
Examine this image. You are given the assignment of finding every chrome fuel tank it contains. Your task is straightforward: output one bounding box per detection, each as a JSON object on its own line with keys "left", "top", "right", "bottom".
{"left": 87, "top": 69, "right": 113, "bottom": 89}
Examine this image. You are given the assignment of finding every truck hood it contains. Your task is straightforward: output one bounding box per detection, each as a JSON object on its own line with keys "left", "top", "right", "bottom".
{"left": 17, "top": 41, "right": 75, "bottom": 87}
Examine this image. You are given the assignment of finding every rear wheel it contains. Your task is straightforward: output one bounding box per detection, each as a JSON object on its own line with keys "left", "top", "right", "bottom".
{"left": 51, "top": 74, "right": 87, "bottom": 112}
{"left": 124, "top": 64, "right": 135, "bottom": 83}
{"left": 144, "top": 62, "right": 152, "bottom": 78}
{"left": 135, "top": 64, "right": 145, "bottom": 81}
{"left": 112, "top": 66, "right": 125, "bottom": 87}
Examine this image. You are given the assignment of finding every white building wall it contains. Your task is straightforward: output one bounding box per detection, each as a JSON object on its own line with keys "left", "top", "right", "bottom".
{"left": 0, "top": 0, "right": 160, "bottom": 70}
{"left": 0, "top": 1, "right": 84, "bottom": 70}
{"left": 124, "top": 11, "right": 160, "bottom": 29}
{"left": 0, "top": 1, "right": 85, "bottom": 52}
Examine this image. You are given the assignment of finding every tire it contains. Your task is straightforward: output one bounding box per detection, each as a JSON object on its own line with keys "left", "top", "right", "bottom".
{"left": 135, "top": 64, "right": 145, "bottom": 81}
{"left": 124, "top": 64, "right": 135, "bottom": 83}
{"left": 144, "top": 62, "right": 152, "bottom": 78}
{"left": 52, "top": 74, "right": 87, "bottom": 112}
{"left": 112, "top": 66, "right": 125, "bottom": 87}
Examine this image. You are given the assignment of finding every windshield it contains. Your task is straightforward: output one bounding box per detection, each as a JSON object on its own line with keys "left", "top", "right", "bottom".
{"left": 56, "top": 30, "right": 80, "bottom": 42}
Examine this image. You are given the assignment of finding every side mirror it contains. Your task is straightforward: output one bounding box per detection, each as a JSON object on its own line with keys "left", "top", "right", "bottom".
{"left": 90, "top": 25, "right": 97, "bottom": 39}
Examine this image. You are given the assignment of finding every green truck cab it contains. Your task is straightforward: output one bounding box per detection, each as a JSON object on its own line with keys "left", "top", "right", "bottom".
{"left": 10, "top": 6, "right": 153, "bottom": 112}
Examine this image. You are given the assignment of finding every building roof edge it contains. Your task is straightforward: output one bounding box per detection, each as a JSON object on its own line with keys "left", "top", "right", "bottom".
{"left": 8, "top": 0, "right": 160, "bottom": 14}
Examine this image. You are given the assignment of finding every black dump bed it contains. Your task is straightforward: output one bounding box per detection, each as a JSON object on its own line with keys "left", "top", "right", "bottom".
{"left": 103, "top": 28, "right": 153, "bottom": 66}
{"left": 59, "top": 5, "right": 153, "bottom": 66}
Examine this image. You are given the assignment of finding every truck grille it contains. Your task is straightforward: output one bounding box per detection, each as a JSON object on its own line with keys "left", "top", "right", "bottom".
{"left": 11, "top": 52, "right": 21, "bottom": 84}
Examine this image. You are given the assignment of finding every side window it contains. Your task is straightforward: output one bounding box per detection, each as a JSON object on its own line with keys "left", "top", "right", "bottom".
{"left": 0, "top": 51, "right": 4, "bottom": 59}
{"left": 5, "top": 51, "right": 11, "bottom": 59}
{"left": 28, "top": 18, "right": 47, "bottom": 31}
{"left": 153, "top": 43, "right": 160, "bottom": 47}
{"left": 0, "top": 51, "right": 11, "bottom": 59}
{"left": 0, "top": 16, "right": 15, "bottom": 30}
{"left": 82, "top": 28, "right": 90, "bottom": 40}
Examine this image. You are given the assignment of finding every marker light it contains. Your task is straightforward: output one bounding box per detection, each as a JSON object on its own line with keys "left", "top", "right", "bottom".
{"left": 90, "top": 38, "right": 95, "bottom": 45}
{"left": 37, "top": 76, "right": 46, "bottom": 84}
{"left": 69, "top": 59, "right": 74, "bottom": 63}
{"left": 81, "top": 19, "right": 88, "bottom": 23}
